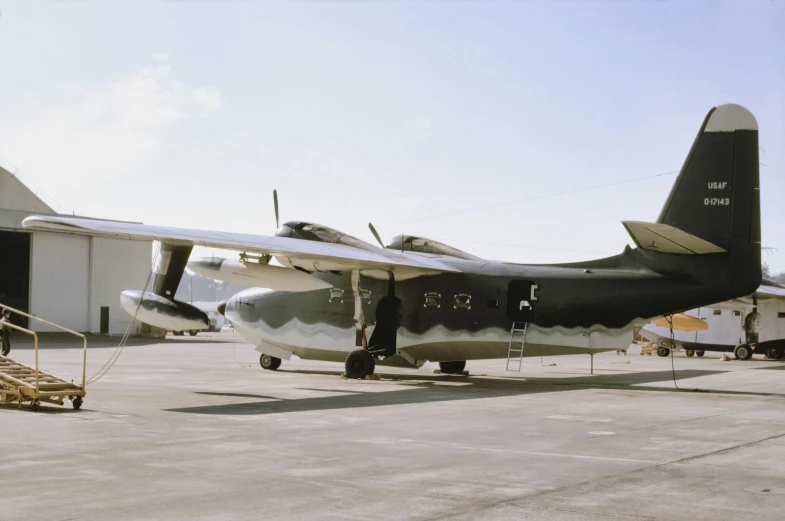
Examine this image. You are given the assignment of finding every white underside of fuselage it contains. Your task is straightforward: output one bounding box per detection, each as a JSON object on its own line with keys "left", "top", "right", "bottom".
{"left": 228, "top": 314, "right": 640, "bottom": 367}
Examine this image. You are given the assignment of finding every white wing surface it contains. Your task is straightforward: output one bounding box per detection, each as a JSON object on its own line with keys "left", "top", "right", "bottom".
{"left": 22, "top": 215, "right": 461, "bottom": 274}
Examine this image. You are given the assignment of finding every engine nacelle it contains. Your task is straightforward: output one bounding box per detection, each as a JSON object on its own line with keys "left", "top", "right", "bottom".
{"left": 385, "top": 235, "right": 482, "bottom": 261}
{"left": 120, "top": 290, "right": 209, "bottom": 331}
{"left": 187, "top": 257, "right": 333, "bottom": 292}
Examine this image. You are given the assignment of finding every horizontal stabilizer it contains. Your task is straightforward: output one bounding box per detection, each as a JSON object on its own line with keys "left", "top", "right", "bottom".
{"left": 622, "top": 221, "right": 726, "bottom": 255}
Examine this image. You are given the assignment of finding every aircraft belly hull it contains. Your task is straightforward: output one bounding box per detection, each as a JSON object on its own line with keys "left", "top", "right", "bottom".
{"left": 228, "top": 312, "right": 632, "bottom": 365}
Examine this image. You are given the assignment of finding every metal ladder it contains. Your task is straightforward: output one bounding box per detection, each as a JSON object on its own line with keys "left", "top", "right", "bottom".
{"left": 506, "top": 322, "right": 528, "bottom": 371}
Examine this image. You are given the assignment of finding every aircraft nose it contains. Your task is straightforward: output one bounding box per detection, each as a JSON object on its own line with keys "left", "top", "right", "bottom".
{"left": 217, "top": 300, "right": 228, "bottom": 316}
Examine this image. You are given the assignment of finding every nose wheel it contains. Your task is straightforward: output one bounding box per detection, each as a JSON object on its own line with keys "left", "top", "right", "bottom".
{"left": 345, "top": 350, "right": 375, "bottom": 379}
{"left": 438, "top": 361, "right": 466, "bottom": 374}
{"left": 260, "top": 354, "right": 282, "bottom": 370}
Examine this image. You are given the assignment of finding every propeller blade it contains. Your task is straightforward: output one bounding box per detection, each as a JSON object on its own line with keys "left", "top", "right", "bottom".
{"left": 368, "top": 223, "right": 385, "bottom": 248}
{"left": 273, "top": 189, "right": 280, "bottom": 230}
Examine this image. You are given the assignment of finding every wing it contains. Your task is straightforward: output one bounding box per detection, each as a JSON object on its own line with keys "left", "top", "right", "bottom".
{"left": 21, "top": 215, "right": 461, "bottom": 274}
{"left": 707, "top": 284, "right": 785, "bottom": 309}
{"left": 752, "top": 284, "right": 785, "bottom": 301}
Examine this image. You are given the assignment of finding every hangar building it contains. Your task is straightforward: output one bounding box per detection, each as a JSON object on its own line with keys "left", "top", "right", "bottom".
{"left": 0, "top": 164, "right": 152, "bottom": 334}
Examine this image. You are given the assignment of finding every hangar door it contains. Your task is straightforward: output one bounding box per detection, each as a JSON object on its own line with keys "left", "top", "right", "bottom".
{"left": 0, "top": 230, "right": 31, "bottom": 328}
{"left": 30, "top": 232, "right": 90, "bottom": 332}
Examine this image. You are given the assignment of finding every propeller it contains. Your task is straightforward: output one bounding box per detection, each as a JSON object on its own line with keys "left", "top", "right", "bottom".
{"left": 368, "top": 223, "right": 385, "bottom": 249}
{"left": 273, "top": 189, "right": 280, "bottom": 230}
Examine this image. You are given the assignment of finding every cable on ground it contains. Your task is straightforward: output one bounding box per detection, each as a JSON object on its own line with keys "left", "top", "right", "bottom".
{"left": 86, "top": 242, "right": 162, "bottom": 384}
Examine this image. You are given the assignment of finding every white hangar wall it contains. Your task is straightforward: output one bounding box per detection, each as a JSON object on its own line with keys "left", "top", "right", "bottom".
{"left": 29, "top": 232, "right": 152, "bottom": 334}
{"left": 30, "top": 232, "right": 90, "bottom": 332}
{"left": 88, "top": 237, "right": 152, "bottom": 335}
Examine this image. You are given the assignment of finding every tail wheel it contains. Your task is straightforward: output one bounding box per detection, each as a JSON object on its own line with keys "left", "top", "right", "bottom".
{"left": 734, "top": 344, "right": 753, "bottom": 361}
{"left": 345, "top": 350, "right": 375, "bottom": 379}
{"left": 439, "top": 361, "right": 466, "bottom": 374}
{"left": 685, "top": 350, "right": 695, "bottom": 357}
{"left": 696, "top": 350, "right": 705, "bottom": 358}
{"left": 260, "top": 354, "right": 282, "bottom": 370}
{"left": 657, "top": 347, "right": 670, "bottom": 357}
{"left": 72, "top": 396, "right": 83, "bottom": 410}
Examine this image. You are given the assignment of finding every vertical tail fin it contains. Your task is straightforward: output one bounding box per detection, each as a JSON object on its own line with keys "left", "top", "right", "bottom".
{"left": 649, "top": 104, "right": 761, "bottom": 293}
{"left": 656, "top": 104, "right": 760, "bottom": 252}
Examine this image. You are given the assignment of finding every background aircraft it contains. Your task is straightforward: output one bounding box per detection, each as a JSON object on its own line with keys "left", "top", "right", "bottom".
{"left": 23, "top": 104, "right": 762, "bottom": 378}
{"left": 641, "top": 282, "right": 785, "bottom": 360}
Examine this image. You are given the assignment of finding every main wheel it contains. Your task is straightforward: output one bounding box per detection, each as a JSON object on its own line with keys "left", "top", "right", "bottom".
{"left": 734, "top": 344, "right": 753, "bottom": 361}
{"left": 657, "top": 347, "right": 670, "bottom": 357}
{"left": 260, "top": 354, "right": 281, "bottom": 370}
{"left": 696, "top": 350, "right": 705, "bottom": 358}
{"left": 189, "top": 330, "right": 198, "bottom": 336}
{"left": 439, "top": 361, "right": 466, "bottom": 374}
{"left": 173, "top": 331, "right": 184, "bottom": 336}
{"left": 345, "top": 350, "right": 375, "bottom": 379}
{"left": 72, "top": 396, "right": 83, "bottom": 410}
{"left": 30, "top": 400, "right": 40, "bottom": 411}
{"left": 685, "top": 350, "right": 695, "bottom": 357}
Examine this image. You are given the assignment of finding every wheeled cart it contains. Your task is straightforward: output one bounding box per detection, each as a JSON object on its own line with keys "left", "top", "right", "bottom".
{"left": 0, "top": 304, "right": 87, "bottom": 411}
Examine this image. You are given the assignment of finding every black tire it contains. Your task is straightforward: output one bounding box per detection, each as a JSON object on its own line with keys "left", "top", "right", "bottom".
{"left": 685, "top": 350, "right": 695, "bottom": 357}
{"left": 657, "top": 347, "right": 670, "bottom": 357}
{"left": 734, "top": 344, "right": 753, "bottom": 361}
{"left": 173, "top": 331, "right": 184, "bottom": 336}
{"left": 696, "top": 350, "right": 705, "bottom": 358}
{"left": 72, "top": 396, "right": 83, "bottom": 410}
{"left": 766, "top": 347, "right": 778, "bottom": 359}
{"left": 345, "top": 350, "right": 375, "bottom": 379}
{"left": 30, "top": 400, "right": 40, "bottom": 411}
{"left": 439, "top": 361, "right": 466, "bottom": 374}
{"left": 260, "top": 354, "right": 281, "bottom": 370}
{"left": 189, "top": 330, "right": 198, "bottom": 337}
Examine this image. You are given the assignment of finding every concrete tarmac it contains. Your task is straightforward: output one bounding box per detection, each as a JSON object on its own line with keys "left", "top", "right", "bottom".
{"left": 2, "top": 332, "right": 785, "bottom": 520}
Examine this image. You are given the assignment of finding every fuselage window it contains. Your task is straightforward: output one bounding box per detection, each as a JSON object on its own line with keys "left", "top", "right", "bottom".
{"left": 424, "top": 292, "right": 441, "bottom": 308}
{"left": 486, "top": 299, "right": 499, "bottom": 309}
{"left": 454, "top": 293, "right": 471, "bottom": 310}
{"left": 732, "top": 310, "right": 741, "bottom": 316}
{"left": 713, "top": 309, "right": 722, "bottom": 315}
{"left": 329, "top": 288, "right": 344, "bottom": 303}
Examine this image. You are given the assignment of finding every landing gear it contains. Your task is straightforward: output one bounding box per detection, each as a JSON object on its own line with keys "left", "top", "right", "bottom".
{"left": 260, "top": 354, "right": 281, "bottom": 370}
{"left": 734, "top": 344, "right": 753, "bottom": 361}
{"left": 189, "top": 330, "right": 198, "bottom": 336}
{"left": 345, "top": 350, "right": 375, "bottom": 379}
{"left": 657, "top": 347, "right": 670, "bottom": 357}
{"left": 696, "top": 350, "right": 705, "bottom": 358}
{"left": 72, "top": 396, "right": 83, "bottom": 410}
{"left": 439, "top": 361, "right": 466, "bottom": 374}
{"left": 685, "top": 350, "right": 695, "bottom": 357}
{"left": 172, "top": 331, "right": 184, "bottom": 336}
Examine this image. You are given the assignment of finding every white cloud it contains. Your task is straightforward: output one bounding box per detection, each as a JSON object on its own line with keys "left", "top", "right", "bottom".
{"left": 403, "top": 116, "right": 434, "bottom": 143}
{"left": 152, "top": 52, "right": 169, "bottom": 61}
{"left": 0, "top": 61, "right": 223, "bottom": 205}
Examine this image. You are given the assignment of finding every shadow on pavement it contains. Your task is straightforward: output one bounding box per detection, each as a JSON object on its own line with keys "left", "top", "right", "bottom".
{"left": 166, "top": 368, "right": 785, "bottom": 416}
{"left": 10, "top": 332, "right": 237, "bottom": 350}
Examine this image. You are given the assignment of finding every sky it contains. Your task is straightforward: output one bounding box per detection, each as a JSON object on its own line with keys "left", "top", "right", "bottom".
{"left": 0, "top": 1, "right": 783, "bottom": 272}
